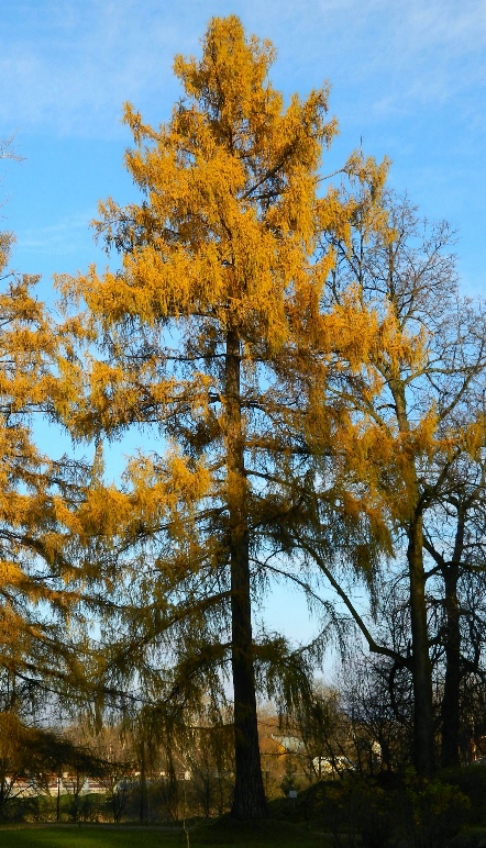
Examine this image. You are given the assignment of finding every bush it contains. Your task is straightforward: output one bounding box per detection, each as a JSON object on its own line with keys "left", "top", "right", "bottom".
{"left": 0, "top": 793, "right": 57, "bottom": 824}
{"left": 324, "top": 777, "right": 395, "bottom": 848}
{"left": 400, "top": 773, "right": 470, "bottom": 848}
{"left": 439, "top": 764, "right": 486, "bottom": 827}
{"left": 268, "top": 771, "right": 471, "bottom": 848}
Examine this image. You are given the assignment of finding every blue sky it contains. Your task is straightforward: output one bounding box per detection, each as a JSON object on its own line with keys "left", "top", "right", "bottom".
{"left": 1, "top": 0, "right": 484, "bottom": 651}
{"left": 1, "top": 0, "right": 485, "bottom": 297}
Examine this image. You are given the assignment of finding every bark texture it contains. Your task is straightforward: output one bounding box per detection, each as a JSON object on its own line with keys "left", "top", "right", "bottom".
{"left": 226, "top": 329, "right": 267, "bottom": 819}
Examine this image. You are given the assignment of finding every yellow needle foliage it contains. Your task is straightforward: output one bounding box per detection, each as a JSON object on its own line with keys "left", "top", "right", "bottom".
{"left": 0, "top": 230, "right": 104, "bottom": 696}
{"left": 55, "top": 15, "right": 393, "bottom": 598}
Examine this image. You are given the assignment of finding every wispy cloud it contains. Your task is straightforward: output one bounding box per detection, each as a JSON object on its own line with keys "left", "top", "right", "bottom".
{"left": 17, "top": 211, "right": 95, "bottom": 255}
{"left": 1, "top": 0, "right": 484, "bottom": 140}
{"left": 0, "top": 0, "right": 193, "bottom": 138}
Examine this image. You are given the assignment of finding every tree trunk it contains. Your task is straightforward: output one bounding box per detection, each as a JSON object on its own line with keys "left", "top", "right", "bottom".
{"left": 393, "top": 379, "right": 435, "bottom": 777}
{"left": 408, "top": 513, "right": 435, "bottom": 777}
{"left": 139, "top": 739, "right": 147, "bottom": 824}
{"left": 225, "top": 328, "right": 268, "bottom": 820}
{"left": 440, "top": 514, "right": 464, "bottom": 768}
{"left": 440, "top": 569, "right": 461, "bottom": 767}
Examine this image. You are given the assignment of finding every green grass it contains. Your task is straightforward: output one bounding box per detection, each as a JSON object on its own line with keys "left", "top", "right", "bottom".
{"left": 191, "top": 818, "right": 324, "bottom": 846}
{"left": 0, "top": 826, "right": 182, "bottom": 848}
{"left": 0, "top": 825, "right": 178, "bottom": 848}
{"left": 0, "top": 820, "right": 325, "bottom": 848}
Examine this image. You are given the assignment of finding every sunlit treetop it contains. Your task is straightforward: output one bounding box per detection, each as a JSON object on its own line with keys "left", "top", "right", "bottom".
{"left": 58, "top": 15, "right": 391, "bottom": 446}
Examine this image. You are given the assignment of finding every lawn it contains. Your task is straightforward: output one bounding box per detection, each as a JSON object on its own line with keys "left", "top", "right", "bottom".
{"left": 0, "top": 821, "right": 326, "bottom": 848}
{"left": 0, "top": 826, "right": 178, "bottom": 848}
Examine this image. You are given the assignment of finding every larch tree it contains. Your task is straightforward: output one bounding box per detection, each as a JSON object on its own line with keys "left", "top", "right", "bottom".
{"left": 0, "top": 218, "right": 106, "bottom": 721}
{"left": 57, "top": 16, "right": 385, "bottom": 819}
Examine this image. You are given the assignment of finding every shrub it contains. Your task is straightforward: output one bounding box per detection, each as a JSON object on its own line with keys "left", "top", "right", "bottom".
{"left": 324, "top": 777, "right": 395, "bottom": 848}
{"left": 401, "top": 773, "right": 470, "bottom": 848}
{"left": 439, "top": 763, "right": 486, "bottom": 827}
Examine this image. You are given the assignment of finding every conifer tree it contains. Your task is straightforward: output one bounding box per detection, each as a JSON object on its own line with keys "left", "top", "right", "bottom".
{"left": 57, "top": 16, "right": 385, "bottom": 818}
{"left": 0, "top": 140, "right": 99, "bottom": 730}
{"left": 0, "top": 224, "right": 101, "bottom": 712}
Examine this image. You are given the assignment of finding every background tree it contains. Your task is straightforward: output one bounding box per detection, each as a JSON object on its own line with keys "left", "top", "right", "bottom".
{"left": 1, "top": 232, "right": 76, "bottom": 690}
{"left": 0, "top": 161, "right": 112, "bottom": 742}
{"left": 303, "top": 191, "right": 486, "bottom": 776}
{"left": 411, "top": 446, "right": 486, "bottom": 767}
{"left": 293, "top": 683, "right": 355, "bottom": 779}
